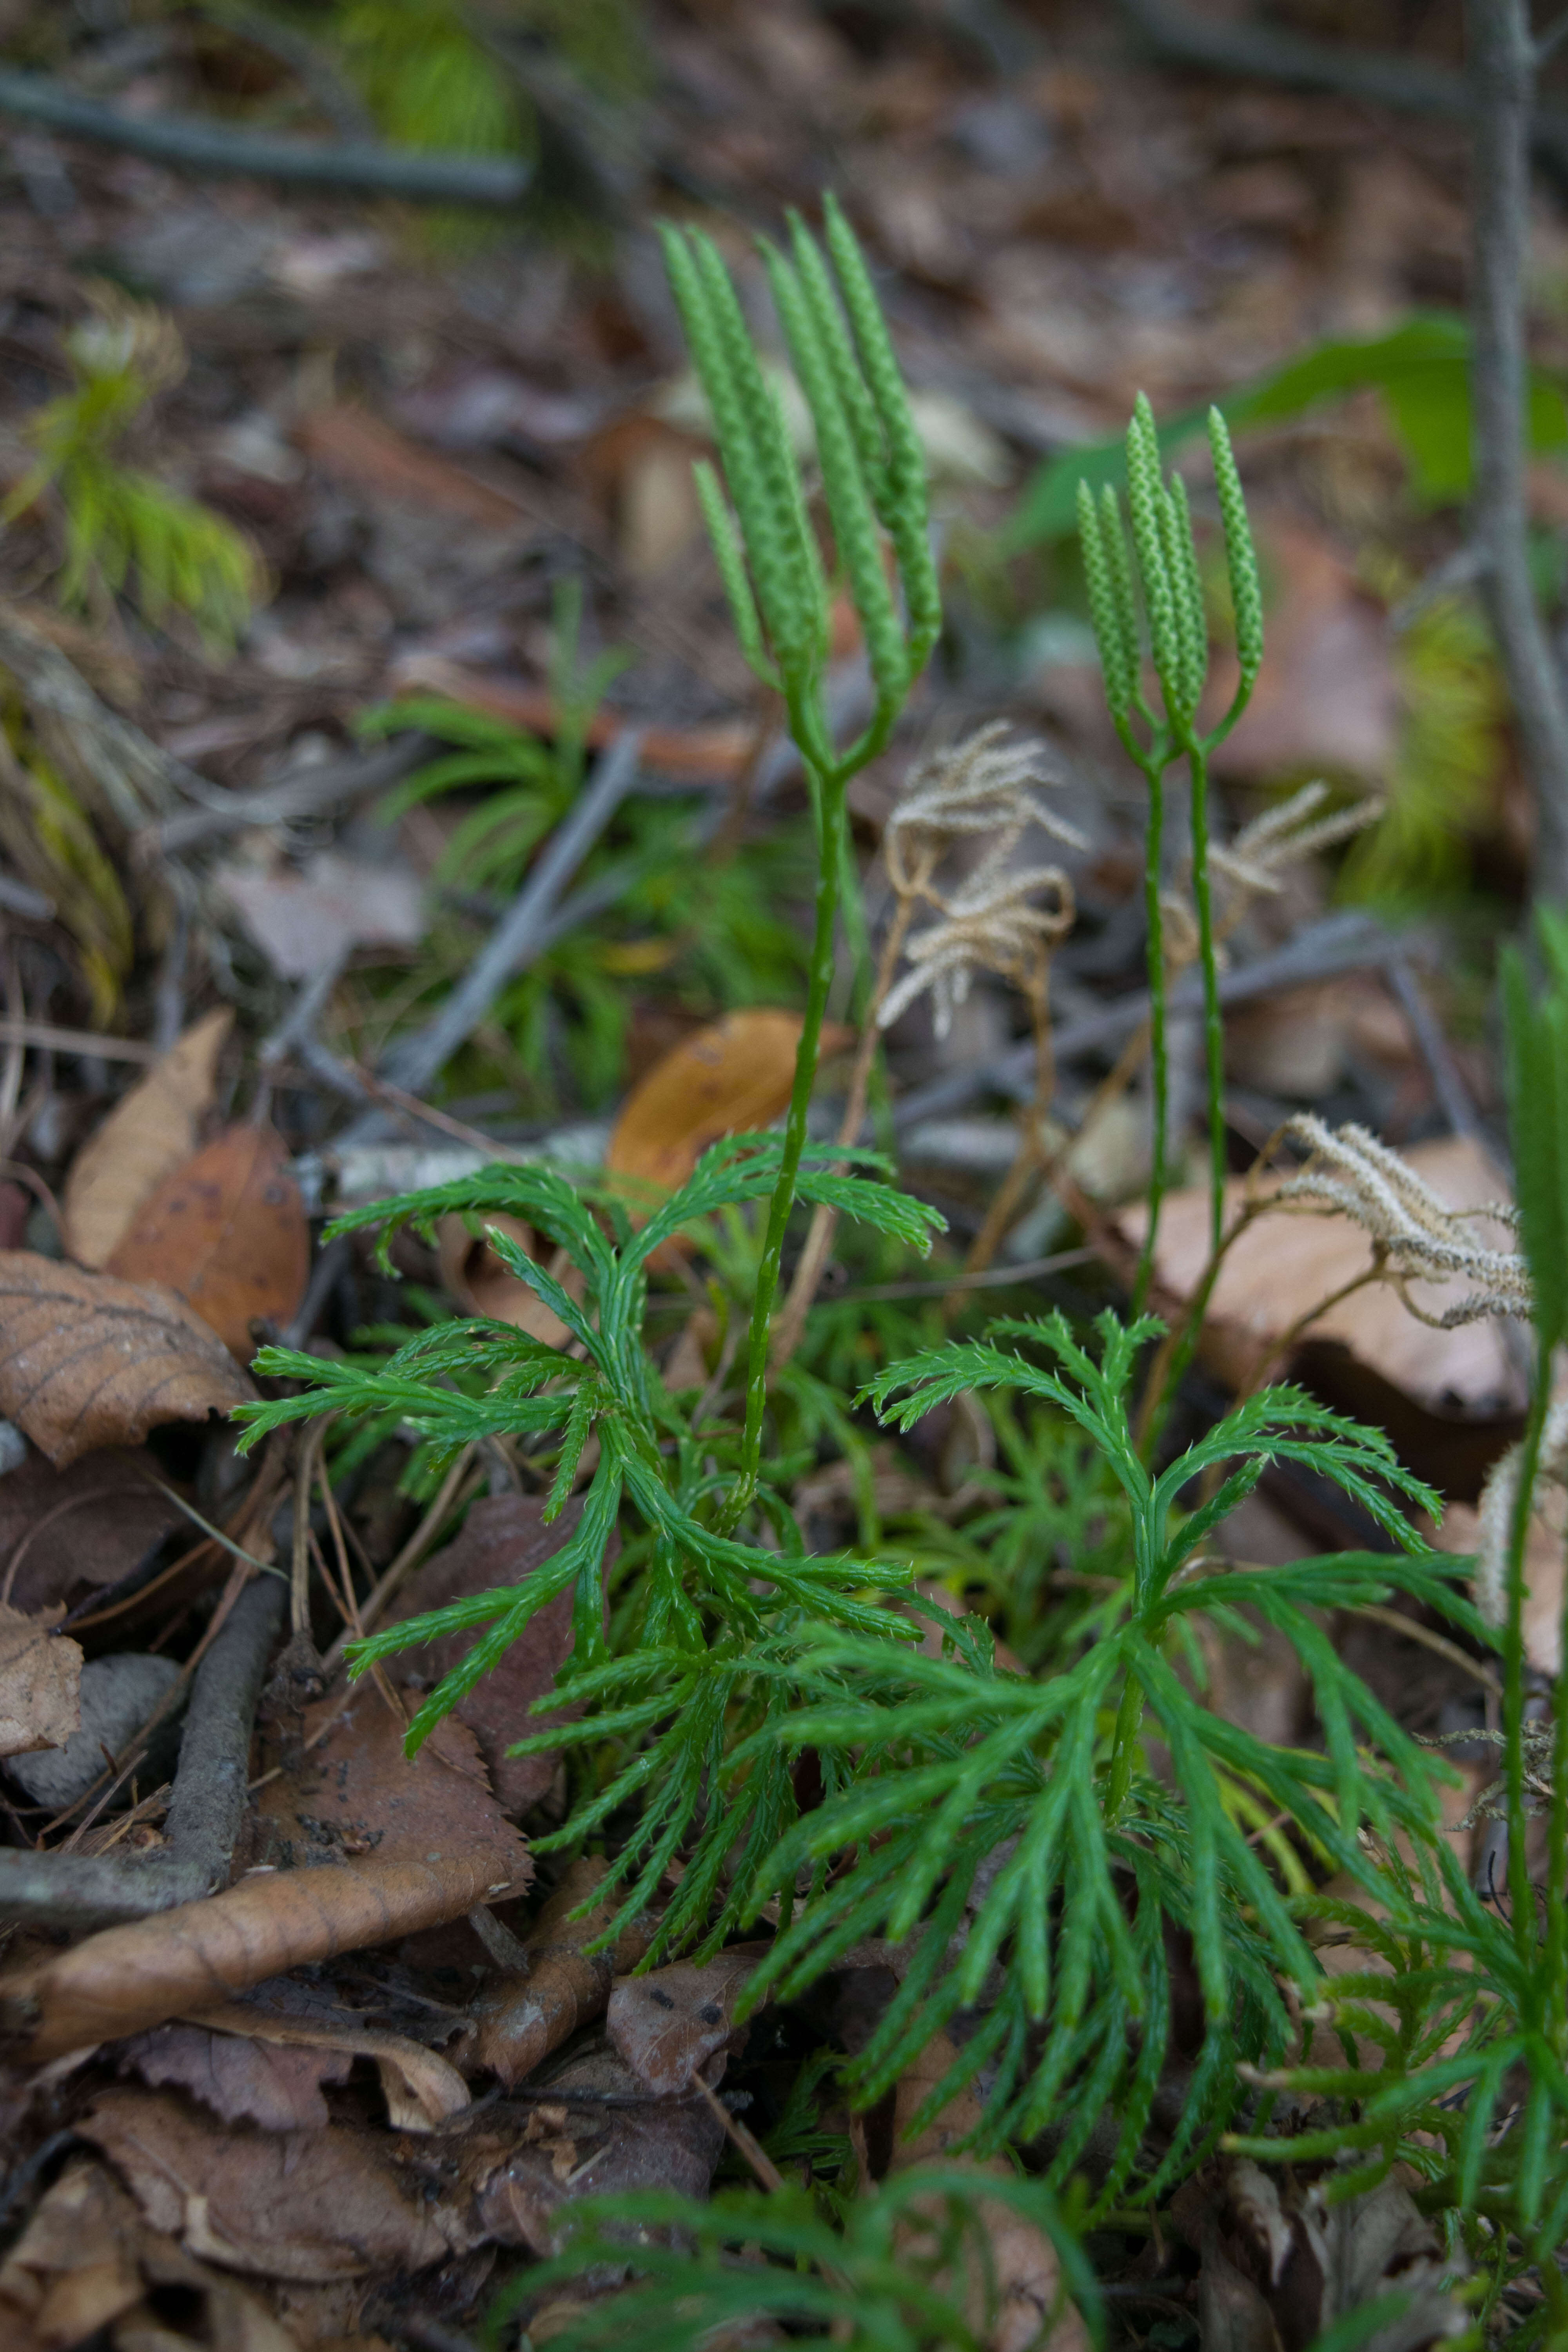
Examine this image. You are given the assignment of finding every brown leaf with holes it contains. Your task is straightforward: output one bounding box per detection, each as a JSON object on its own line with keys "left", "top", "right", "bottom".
{"left": 0, "top": 1601, "right": 81, "bottom": 1757}
{"left": 381, "top": 1493, "right": 598, "bottom": 1817}
{"left": 607, "top": 1011, "right": 844, "bottom": 1198}
{"left": 105, "top": 1122, "right": 309, "bottom": 1361}
{"left": 0, "top": 1253, "right": 254, "bottom": 1468}
{"left": 81, "top": 2088, "right": 457, "bottom": 2282}
{"left": 63, "top": 1009, "right": 232, "bottom": 1270}
{"left": 0, "top": 2159, "right": 301, "bottom": 2352}
{"left": 464, "top": 1855, "right": 657, "bottom": 2086}
{"left": 606, "top": 1946, "right": 763, "bottom": 2095}
{"left": 118, "top": 2016, "right": 354, "bottom": 2132}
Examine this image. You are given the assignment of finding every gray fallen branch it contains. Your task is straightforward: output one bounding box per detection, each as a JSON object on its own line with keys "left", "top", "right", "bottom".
{"left": 892, "top": 911, "right": 1397, "bottom": 1131}
{"left": 1115, "top": 0, "right": 1568, "bottom": 188}
{"left": 148, "top": 735, "right": 433, "bottom": 858}
{"left": 0, "top": 1572, "right": 286, "bottom": 1930}
{"left": 0, "top": 66, "right": 533, "bottom": 204}
{"left": 371, "top": 727, "right": 644, "bottom": 1105}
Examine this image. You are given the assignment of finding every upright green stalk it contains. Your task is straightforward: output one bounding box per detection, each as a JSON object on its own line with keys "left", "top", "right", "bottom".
{"left": 1079, "top": 403, "right": 1262, "bottom": 1365}
{"left": 661, "top": 199, "right": 940, "bottom": 1526}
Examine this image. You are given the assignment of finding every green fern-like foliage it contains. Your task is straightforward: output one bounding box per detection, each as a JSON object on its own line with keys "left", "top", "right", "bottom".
{"left": 713, "top": 1312, "right": 1477, "bottom": 2200}
{"left": 481, "top": 2169, "right": 1101, "bottom": 2352}
{"left": 2, "top": 298, "right": 263, "bottom": 647}
{"left": 235, "top": 1134, "right": 942, "bottom": 1958}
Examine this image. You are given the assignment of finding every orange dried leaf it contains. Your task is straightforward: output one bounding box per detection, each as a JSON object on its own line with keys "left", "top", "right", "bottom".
{"left": 106, "top": 1123, "right": 310, "bottom": 1361}
{"left": 608, "top": 1009, "right": 845, "bottom": 1198}
{"left": 62, "top": 1008, "right": 232, "bottom": 1270}
{"left": 0, "top": 1253, "right": 254, "bottom": 1468}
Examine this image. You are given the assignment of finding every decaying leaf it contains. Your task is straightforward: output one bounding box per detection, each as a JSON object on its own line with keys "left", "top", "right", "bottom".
{"left": 1173, "top": 2159, "right": 1467, "bottom": 2352}
{"left": 463, "top": 2043, "right": 727, "bottom": 2258}
{"left": 882, "top": 2031, "right": 1091, "bottom": 2352}
{"left": 0, "top": 1253, "right": 254, "bottom": 1467}
{"left": 0, "top": 1445, "right": 184, "bottom": 1617}
{"left": 215, "top": 848, "right": 425, "bottom": 979}
{"left": 105, "top": 1123, "right": 309, "bottom": 1360}
{"left": 0, "top": 2159, "right": 299, "bottom": 2352}
{"left": 0, "top": 1840, "right": 530, "bottom": 2063}
{"left": 464, "top": 1856, "right": 657, "bottom": 2086}
{"left": 297, "top": 402, "right": 534, "bottom": 534}
{"left": 118, "top": 2015, "right": 354, "bottom": 2133}
{"left": 605, "top": 1945, "right": 763, "bottom": 2095}
{"left": 606, "top": 1011, "right": 830, "bottom": 1198}
{"left": 62, "top": 1008, "right": 233, "bottom": 1270}
{"left": 1434, "top": 1495, "right": 1561, "bottom": 1674}
{"left": 0, "top": 1601, "right": 81, "bottom": 1757}
{"left": 254, "top": 1685, "right": 530, "bottom": 1882}
{"left": 181, "top": 1997, "right": 470, "bottom": 2133}
{"left": 382, "top": 1493, "right": 596, "bottom": 1817}
{"left": 81, "top": 2088, "right": 457, "bottom": 2283}
{"left": 1120, "top": 1136, "right": 1523, "bottom": 1422}
{"left": 436, "top": 1211, "right": 584, "bottom": 1351}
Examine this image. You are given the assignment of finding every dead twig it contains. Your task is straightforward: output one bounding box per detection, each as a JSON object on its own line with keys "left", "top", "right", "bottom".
{"left": 0, "top": 66, "right": 532, "bottom": 205}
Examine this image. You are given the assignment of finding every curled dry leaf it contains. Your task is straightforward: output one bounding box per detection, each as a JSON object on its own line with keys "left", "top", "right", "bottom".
{"left": 81, "top": 2088, "right": 457, "bottom": 2284}
{"left": 181, "top": 1997, "right": 470, "bottom": 2133}
{"left": 62, "top": 1007, "right": 232, "bottom": 1270}
{"left": 0, "top": 1253, "right": 254, "bottom": 1468}
{"left": 105, "top": 1122, "right": 310, "bottom": 1361}
{"left": 383, "top": 1492, "right": 599, "bottom": 1818}
{"left": 0, "top": 1849, "right": 526, "bottom": 2063}
{"left": 436, "top": 1210, "right": 584, "bottom": 1350}
{"left": 0, "top": 2159, "right": 299, "bottom": 2352}
{"left": 464, "top": 1855, "right": 657, "bottom": 2085}
{"left": 605, "top": 1945, "right": 763, "bottom": 2096}
{"left": 0, "top": 1601, "right": 81, "bottom": 1757}
{"left": 119, "top": 2014, "right": 353, "bottom": 2133}
{"left": 215, "top": 848, "right": 424, "bottom": 979}
{"left": 607, "top": 1010, "right": 844, "bottom": 1198}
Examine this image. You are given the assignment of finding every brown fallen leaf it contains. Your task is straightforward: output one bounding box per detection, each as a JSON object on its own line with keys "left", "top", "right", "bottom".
{"left": 105, "top": 1123, "right": 309, "bottom": 1361}
{"left": 382, "top": 1492, "right": 596, "bottom": 1817}
{"left": 118, "top": 2015, "right": 354, "bottom": 2133}
{"left": 463, "top": 2043, "right": 726, "bottom": 2258}
{"left": 0, "top": 1601, "right": 81, "bottom": 1757}
{"left": 436, "top": 1210, "right": 584, "bottom": 1350}
{"left": 62, "top": 1008, "right": 232, "bottom": 1270}
{"left": 607, "top": 1011, "right": 844, "bottom": 1201}
{"left": 0, "top": 1840, "right": 530, "bottom": 2065}
{"left": 464, "top": 1855, "right": 657, "bottom": 2085}
{"left": 254, "top": 1685, "right": 531, "bottom": 1882}
{"left": 0, "top": 1446, "right": 184, "bottom": 1616}
{"left": 181, "top": 1997, "right": 470, "bottom": 2134}
{"left": 885, "top": 2032, "right": 1091, "bottom": 2352}
{"left": 606, "top": 1946, "right": 763, "bottom": 2096}
{"left": 297, "top": 402, "right": 537, "bottom": 533}
{"left": 82, "top": 2087, "right": 456, "bottom": 2283}
{"left": 0, "top": 2159, "right": 301, "bottom": 2352}
{"left": 1118, "top": 1135, "right": 1524, "bottom": 1426}
{"left": 0, "top": 1253, "right": 254, "bottom": 1468}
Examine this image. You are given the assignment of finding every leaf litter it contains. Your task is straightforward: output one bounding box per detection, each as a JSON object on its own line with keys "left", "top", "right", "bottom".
{"left": 0, "top": 4, "right": 1547, "bottom": 2344}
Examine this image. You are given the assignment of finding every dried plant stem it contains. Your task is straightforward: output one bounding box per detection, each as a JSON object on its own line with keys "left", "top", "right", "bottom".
{"left": 770, "top": 883, "right": 920, "bottom": 1368}
{"left": 323, "top": 1443, "right": 480, "bottom": 1670}
{"left": 947, "top": 975, "right": 1057, "bottom": 1310}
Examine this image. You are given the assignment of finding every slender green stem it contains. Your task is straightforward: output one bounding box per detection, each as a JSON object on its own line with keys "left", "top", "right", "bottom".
{"left": 724, "top": 766, "right": 847, "bottom": 1530}
{"left": 1186, "top": 735, "right": 1227, "bottom": 1258}
{"left": 1505, "top": 1350, "right": 1551, "bottom": 1979}
{"left": 1132, "top": 759, "right": 1168, "bottom": 1315}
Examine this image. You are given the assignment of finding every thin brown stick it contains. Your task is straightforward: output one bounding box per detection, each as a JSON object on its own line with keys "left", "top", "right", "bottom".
{"left": 694, "top": 2074, "right": 789, "bottom": 2193}
{"left": 320, "top": 1443, "right": 479, "bottom": 1672}
{"left": 0, "top": 1016, "right": 158, "bottom": 1063}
